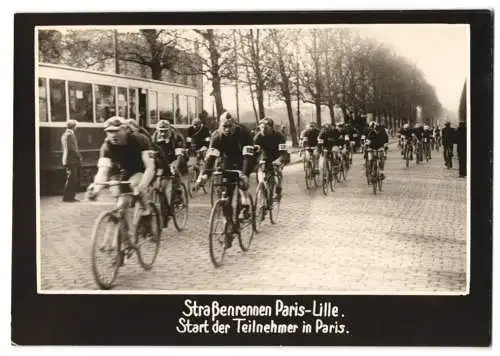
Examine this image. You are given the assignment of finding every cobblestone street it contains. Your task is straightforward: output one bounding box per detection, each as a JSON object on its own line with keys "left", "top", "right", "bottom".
{"left": 39, "top": 145, "right": 467, "bottom": 293}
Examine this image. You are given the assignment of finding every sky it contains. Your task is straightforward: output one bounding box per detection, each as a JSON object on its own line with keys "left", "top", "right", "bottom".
{"left": 203, "top": 24, "right": 469, "bottom": 117}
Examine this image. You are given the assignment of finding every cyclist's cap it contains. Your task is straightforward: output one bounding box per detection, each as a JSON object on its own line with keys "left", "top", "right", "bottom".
{"left": 157, "top": 120, "right": 171, "bottom": 130}
{"left": 220, "top": 112, "right": 235, "bottom": 127}
{"left": 104, "top": 116, "right": 127, "bottom": 131}
{"left": 125, "top": 118, "right": 139, "bottom": 129}
{"left": 259, "top": 118, "right": 273, "bottom": 127}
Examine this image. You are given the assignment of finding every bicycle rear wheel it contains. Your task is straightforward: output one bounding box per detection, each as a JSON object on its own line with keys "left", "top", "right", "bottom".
{"left": 305, "top": 161, "right": 313, "bottom": 189}
{"left": 254, "top": 182, "right": 267, "bottom": 233}
{"left": 371, "top": 162, "right": 378, "bottom": 195}
{"left": 322, "top": 160, "right": 329, "bottom": 195}
{"left": 91, "top": 211, "right": 122, "bottom": 290}
{"left": 171, "top": 182, "right": 189, "bottom": 231}
{"left": 134, "top": 202, "right": 161, "bottom": 270}
{"left": 238, "top": 194, "right": 255, "bottom": 251}
{"left": 208, "top": 200, "right": 227, "bottom": 267}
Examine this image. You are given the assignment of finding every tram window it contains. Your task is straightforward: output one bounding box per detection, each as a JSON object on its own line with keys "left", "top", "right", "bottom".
{"left": 158, "top": 91, "right": 174, "bottom": 123}
{"left": 95, "top": 85, "right": 116, "bottom": 122}
{"left": 117, "top": 87, "right": 128, "bottom": 118}
{"left": 187, "top": 96, "right": 197, "bottom": 123}
{"left": 175, "top": 94, "right": 188, "bottom": 125}
{"left": 38, "top": 78, "right": 48, "bottom": 122}
{"left": 148, "top": 90, "right": 158, "bottom": 124}
{"left": 68, "top": 81, "right": 93, "bottom": 122}
{"left": 49, "top": 79, "right": 67, "bottom": 122}
{"left": 128, "top": 88, "right": 137, "bottom": 119}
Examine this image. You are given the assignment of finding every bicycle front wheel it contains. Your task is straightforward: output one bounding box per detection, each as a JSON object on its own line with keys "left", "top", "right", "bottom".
{"left": 305, "top": 161, "right": 313, "bottom": 189}
{"left": 135, "top": 202, "right": 161, "bottom": 270}
{"left": 209, "top": 200, "right": 227, "bottom": 267}
{"left": 238, "top": 194, "right": 255, "bottom": 251}
{"left": 91, "top": 211, "right": 122, "bottom": 290}
{"left": 172, "top": 182, "right": 189, "bottom": 232}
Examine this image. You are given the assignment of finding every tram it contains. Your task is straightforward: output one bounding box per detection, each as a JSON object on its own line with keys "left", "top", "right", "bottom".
{"left": 37, "top": 63, "right": 203, "bottom": 195}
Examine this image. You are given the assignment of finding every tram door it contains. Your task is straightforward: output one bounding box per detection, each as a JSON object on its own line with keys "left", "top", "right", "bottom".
{"left": 138, "top": 88, "right": 148, "bottom": 127}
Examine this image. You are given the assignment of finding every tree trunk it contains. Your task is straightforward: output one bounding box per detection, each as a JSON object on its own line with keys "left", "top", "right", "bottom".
{"left": 256, "top": 82, "right": 266, "bottom": 119}
{"left": 212, "top": 77, "right": 224, "bottom": 118}
{"left": 328, "top": 101, "right": 335, "bottom": 125}
{"left": 285, "top": 97, "right": 298, "bottom": 147}
{"left": 248, "top": 83, "right": 259, "bottom": 125}
{"left": 315, "top": 97, "right": 322, "bottom": 126}
{"left": 151, "top": 62, "right": 162, "bottom": 81}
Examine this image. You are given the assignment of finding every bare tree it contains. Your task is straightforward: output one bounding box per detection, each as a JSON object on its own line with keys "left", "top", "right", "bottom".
{"left": 238, "top": 29, "right": 271, "bottom": 120}
{"left": 266, "top": 29, "right": 299, "bottom": 146}
{"left": 301, "top": 29, "right": 324, "bottom": 125}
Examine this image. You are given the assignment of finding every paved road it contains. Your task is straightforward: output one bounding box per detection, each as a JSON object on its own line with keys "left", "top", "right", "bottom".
{"left": 39, "top": 146, "right": 467, "bottom": 293}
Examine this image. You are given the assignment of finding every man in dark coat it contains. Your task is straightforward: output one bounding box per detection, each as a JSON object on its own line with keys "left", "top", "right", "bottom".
{"left": 61, "top": 120, "right": 82, "bottom": 202}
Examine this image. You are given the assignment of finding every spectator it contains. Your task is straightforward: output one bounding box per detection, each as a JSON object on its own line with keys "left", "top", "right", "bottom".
{"left": 61, "top": 120, "right": 82, "bottom": 202}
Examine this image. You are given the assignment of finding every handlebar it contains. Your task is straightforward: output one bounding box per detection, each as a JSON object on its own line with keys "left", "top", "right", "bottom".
{"left": 93, "top": 180, "right": 132, "bottom": 187}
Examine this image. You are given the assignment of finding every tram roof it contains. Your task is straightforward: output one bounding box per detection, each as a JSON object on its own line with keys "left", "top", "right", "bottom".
{"left": 37, "top": 62, "right": 201, "bottom": 91}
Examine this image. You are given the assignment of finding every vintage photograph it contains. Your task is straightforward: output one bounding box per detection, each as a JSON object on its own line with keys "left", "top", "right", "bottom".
{"left": 36, "top": 24, "right": 469, "bottom": 294}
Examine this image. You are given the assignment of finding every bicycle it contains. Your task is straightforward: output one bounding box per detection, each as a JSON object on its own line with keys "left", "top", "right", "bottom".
{"left": 188, "top": 146, "right": 210, "bottom": 196}
{"left": 302, "top": 147, "right": 320, "bottom": 189}
{"left": 205, "top": 168, "right": 255, "bottom": 267}
{"left": 151, "top": 160, "right": 189, "bottom": 232}
{"left": 401, "top": 137, "right": 413, "bottom": 168}
{"left": 331, "top": 146, "right": 345, "bottom": 183}
{"left": 254, "top": 160, "right": 283, "bottom": 231}
{"left": 414, "top": 138, "right": 423, "bottom": 164}
{"left": 367, "top": 148, "right": 385, "bottom": 195}
{"left": 444, "top": 145, "right": 453, "bottom": 169}
{"left": 89, "top": 180, "right": 161, "bottom": 290}
{"left": 321, "top": 148, "right": 336, "bottom": 195}
{"left": 423, "top": 137, "right": 432, "bottom": 161}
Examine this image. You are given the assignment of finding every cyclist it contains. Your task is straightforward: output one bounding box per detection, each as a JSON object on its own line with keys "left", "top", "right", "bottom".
{"left": 399, "top": 123, "right": 413, "bottom": 159}
{"left": 186, "top": 118, "right": 211, "bottom": 153}
{"left": 366, "top": 122, "right": 389, "bottom": 180}
{"left": 336, "top": 123, "right": 351, "bottom": 164}
{"left": 195, "top": 112, "right": 254, "bottom": 247}
{"left": 318, "top": 123, "right": 344, "bottom": 173}
{"left": 441, "top": 121, "right": 456, "bottom": 167}
{"left": 423, "top": 124, "right": 433, "bottom": 159}
{"left": 151, "top": 119, "right": 187, "bottom": 224}
{"left": 253, "top": 117, "right": 288, "bottom": 201}
{"left": 86, "top": 116, "right": 156, "bottom": 217}
{"left": 300, "top": 122, "right": 321, "bottom": 174}
{"left": 433, "top": 125, "right": 441, "bottom": 149}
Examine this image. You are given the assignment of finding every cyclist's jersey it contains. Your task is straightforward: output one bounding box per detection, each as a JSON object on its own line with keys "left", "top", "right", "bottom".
{"left": 187, "top": 125, "right": 211, "bottom": 150}
{"left": 318, "top": 128, "right": 344, "bottom": 149}
{"left": 423, "top": 129, "right": 433, "bottom": 140}
{"left": 348, "top": 127, "right": 360, "bottom": 141}
{"left": 99, "top": 132, "right": 153, "bottom": 177}
{"left": 300, "top": 127, "right": 320, "bottom": 147}
{"left": 434, "top": 128, "right": 441, "bottom": 137}
{"left": 413, "top": 127, "right": 424, "bottom": 140}
{"left": 151, "top": 129, "right": 185, "bottom": 167}
{"left": 441, "top": 126, "right": 456, "bottom": 147}
{"left": 206, "top": 125, "right": 254, "bottom": 176}
{"left": 253, "top": 130, "right": 286, "bottom": 162}
{"left": 337, "top": 128, "right": 350, "bottom": 146}
{"left": 399, "top": 128, "right": 413, "bottom": 142}
{"left": 367, "top": 129, "right": 389, "bottom": 150}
